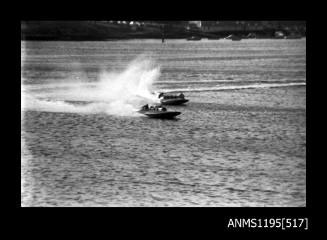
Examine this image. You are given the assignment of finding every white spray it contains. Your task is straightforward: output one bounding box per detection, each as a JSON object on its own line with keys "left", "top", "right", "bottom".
{"left": 22, "top": 55, "right": 161, "bottom": 116}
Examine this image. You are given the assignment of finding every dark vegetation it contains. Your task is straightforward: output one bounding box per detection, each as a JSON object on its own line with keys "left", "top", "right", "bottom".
{"left": 21, "top": 21, "right": 306, "bottom": 41}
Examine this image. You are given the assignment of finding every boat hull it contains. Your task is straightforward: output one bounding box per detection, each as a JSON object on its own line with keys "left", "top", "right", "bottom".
{"left": 138, "top": 110, "right": 181, "bottom": 119}
{"left": 160, "top": 99, "right": 189, "bottom": 105}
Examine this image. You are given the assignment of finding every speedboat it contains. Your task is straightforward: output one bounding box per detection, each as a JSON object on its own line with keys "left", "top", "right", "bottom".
{"left": 158, "top": 92, "right": 189, "bottom": 105}
{"left": 138, "top": 104, "right": 181, "bottom": 119}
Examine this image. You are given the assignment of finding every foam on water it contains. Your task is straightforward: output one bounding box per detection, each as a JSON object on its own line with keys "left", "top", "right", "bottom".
{"left": 22, "top": 56, "right": 161, "bottom": 116}
{"left": 161, "top": 82, "right": 306, "bottom": 93}
{"left": 155, "top": 78, "right": 306, "bottom": 85}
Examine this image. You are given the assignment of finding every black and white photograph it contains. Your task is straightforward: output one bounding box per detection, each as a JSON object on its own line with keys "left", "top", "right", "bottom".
{"left": 21, "top": 21, "right": 306, "bottom": 208}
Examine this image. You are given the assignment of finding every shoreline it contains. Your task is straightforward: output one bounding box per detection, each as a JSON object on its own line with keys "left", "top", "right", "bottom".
{"left": 21, "top": 37, "right": 306, "bottom": 41}
{"left": 21, "top": 22, "right": 305, "bottom": 42}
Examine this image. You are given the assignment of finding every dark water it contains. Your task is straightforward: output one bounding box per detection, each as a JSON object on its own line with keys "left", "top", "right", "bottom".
{"left": 21, "top": 39, "right": 306, "bottom": 206}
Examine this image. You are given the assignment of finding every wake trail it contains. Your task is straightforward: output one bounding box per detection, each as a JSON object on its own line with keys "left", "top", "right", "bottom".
{"left": 160, "top": 82, "right": 306, "bottom": 93}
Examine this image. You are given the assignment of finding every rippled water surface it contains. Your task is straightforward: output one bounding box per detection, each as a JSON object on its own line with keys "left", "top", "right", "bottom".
{"left": 21, "top": 39, "right": 306, "bottom": 206}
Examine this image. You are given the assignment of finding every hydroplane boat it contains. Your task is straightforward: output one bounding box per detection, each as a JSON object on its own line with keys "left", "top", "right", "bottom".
{"left": 158, "top": 92, "right": 189, "bottom": 105}
{"left": 138, "top": 104, "right": 181, "bottom": 119}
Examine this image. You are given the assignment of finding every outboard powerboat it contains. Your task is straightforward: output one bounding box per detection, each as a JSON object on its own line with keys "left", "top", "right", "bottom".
{"left": 138, "top": 104, "right": 181, "bottom": 119}
{"left": 158, "top": 92, "right": 189, "bottom": 105}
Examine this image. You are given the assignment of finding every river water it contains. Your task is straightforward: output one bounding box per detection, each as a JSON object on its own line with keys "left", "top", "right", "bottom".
{"left": 21, "top": 38, "right": 306, "bottom": 207}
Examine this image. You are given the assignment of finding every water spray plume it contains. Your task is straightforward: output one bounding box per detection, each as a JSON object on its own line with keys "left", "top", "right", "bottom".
{"left": 22, "top": 55, "right": 161, "bottom": 116}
